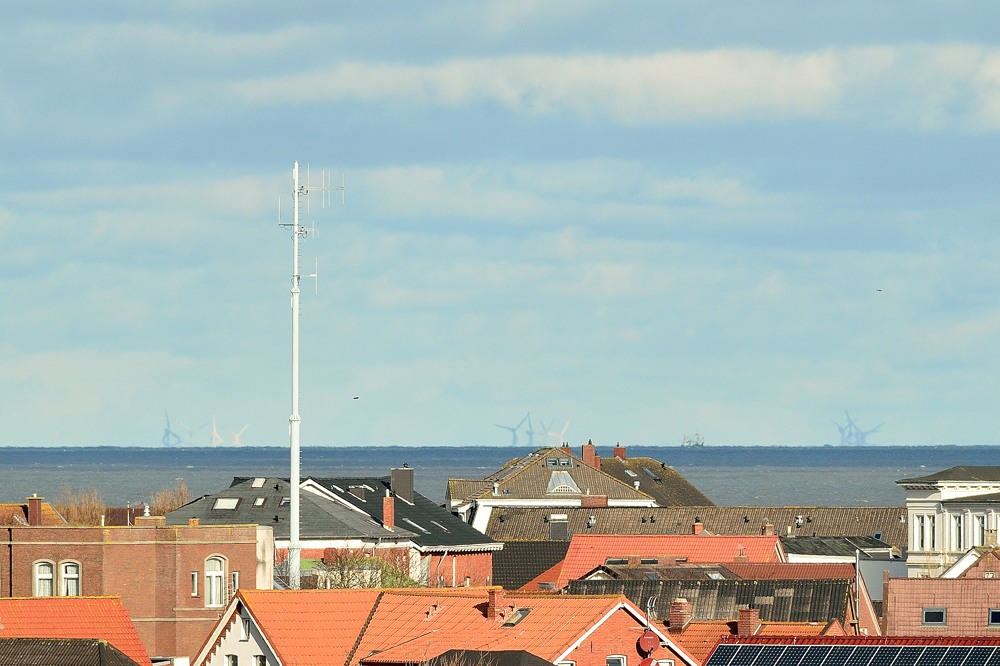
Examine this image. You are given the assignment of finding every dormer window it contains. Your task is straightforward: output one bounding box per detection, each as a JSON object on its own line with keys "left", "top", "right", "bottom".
{"left": 547, "top": 471, "right": 581, "bottom": 494}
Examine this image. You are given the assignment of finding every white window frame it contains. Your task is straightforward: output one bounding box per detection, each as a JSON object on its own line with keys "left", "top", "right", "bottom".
{"left": 240, "top": 617, "right": 251, "bottom": 641}
{"left": 191, "top": 571, "right": 199, "bottom": 597}
{"left": 33, "top": 561, "right": 54, "bottom": 597}
{"left": 923, "top": 607, "right": 947, "bottom": 625}
{"left": 658, "top": 661, "right": 675, "bottom": 666}
{"left": 206, "top": 556, "right": 226, "bottom": 607}
{"left": 607, "top": 656, "right": 627, "bottom": 666}
{"left": 988, "top": 608, "right": 1000, "bottom": 626}
{"left": 60, "top": 561, "right": 81, "bottom": 596}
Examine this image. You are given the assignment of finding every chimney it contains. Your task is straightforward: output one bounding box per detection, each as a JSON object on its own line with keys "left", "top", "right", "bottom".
{"left": 487, "top": 588, "right": 504, "bottom": 620}
{"left": 613, "top": 444, "right": 627, "bottom": 460}
{"left": 135, "top": 515, "right": 166, "bottom": 527}
{"left": 391, "top": 465, "right": 414, "bottom": 504}
{"left": 27, "top": 495, "right": 43, "bottom": 526}
{"left": 668, "top": 598, "right": 692, "bottom": 632}
{"left": 593, "top": 455, "right": 601, "bottom": 470}
{"left": 581, "top": 494, "right": 608, "bottom": 508}
{"left": 560, "top": 445, "right": 571, "bottom": 454}
{"left": 383, "top": 491, "right": 395, "bottom": 531}
{"left": 582, "top": 441, "right": 597, "bottom": 468}
{"left": 188, "top": 517, "right": 200, "bottom": 526}
{"left": 762, "top": 522, "right": 774, "bottom": 535}
{"left": 692, "top": 518, "right": 704, "bottom": 535}
{"left": 738, "top": 606, "right": 761, "bottom": 636}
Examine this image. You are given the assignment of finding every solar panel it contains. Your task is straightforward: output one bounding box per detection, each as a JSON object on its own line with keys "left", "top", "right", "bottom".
{"left": 799, "top": 646, "right": 832, "bottom": 666}
{"left": 867, "top": 646, "right": 901, "bottom": 666}
{"left": 844, "top": 646, "right": 878, "bottom": 666}
{"left": 755, "top": 645, "right": 787, "bottom": 666}
{"left": 707, "top": 644, "right": 740, "bottom": 666}
{"left": 915, "top": 647, "right": 947, "bottom": 666}
{"left": 823, "top": 646, "right": 857, "bottom": 666}
{"left": 894, "top": 646, "right": 925, "bottom": 666}
{"left": 775, "top": 645, "right": 808, "bottom": 666}
{"left": 964, "top": 647, "right": 996, "bottom": 666}
{"left": 939, "top": 648, "right": 968, "bottom": 666}
{"left": 983, "top": 648, "right": 1000, "bottom": 666}
{"left": 730, "top": 645, "right": 766, "bottom": 666}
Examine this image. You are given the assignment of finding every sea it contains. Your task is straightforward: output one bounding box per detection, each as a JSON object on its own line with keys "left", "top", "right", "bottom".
{"left": 1, "top": 444, "right": 996, "bottom": 508}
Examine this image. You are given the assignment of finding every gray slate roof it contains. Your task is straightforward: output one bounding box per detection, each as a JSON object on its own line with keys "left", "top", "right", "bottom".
{"left": 779, "top": 536, "right": 894, "bottom": 557}
{"left": 568, "top": 577, "right": 852, "bottom": 624}
{"left": 484, "top": 506, "right": 907, "bottom": 550}
{"left": 0, "top": 638, "right": 140, "bottom": 666}
{"left": 598, "top": 456, "right": 715, "bottom": 506}
{"left": 491, "top": 540, "right": 570, "bottom": 590}
{"left": 898, "top": 466, "right": 1000, "bottom": 485}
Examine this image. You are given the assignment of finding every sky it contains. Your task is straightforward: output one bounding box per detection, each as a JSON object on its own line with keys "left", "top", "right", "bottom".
{"left": 2, "top": 2, "right": 1000, "bottom": 448}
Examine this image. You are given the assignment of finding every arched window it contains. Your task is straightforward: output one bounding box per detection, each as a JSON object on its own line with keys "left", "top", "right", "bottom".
{"left": 34, "top": 561, "right": 54, "bottom": 596}
{"left": 61, "top": 562, "right": 81, "bottom": 596}
{"left": 205, "top": 556, "right": 226, "bottom": 607}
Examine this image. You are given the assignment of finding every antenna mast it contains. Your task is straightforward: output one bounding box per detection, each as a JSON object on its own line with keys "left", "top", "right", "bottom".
{"left": 279, "top": 160, "right": 343, "bottom": 589}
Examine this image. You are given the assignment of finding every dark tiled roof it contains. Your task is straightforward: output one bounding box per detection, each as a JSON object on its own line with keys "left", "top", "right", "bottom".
{"left": 166, "top": 477, "right": 414, "bottom": 542}
{"left": 484, "top": 506, "right": 908, "bottom": 550}
{"left": 598, "top": 456, "right": 714, "bottom": 505}
{"left": 584, "top": 563, "right": 741, "bottom": 581}
{"left": 310, "top": 476, "right": 498, "bottom": 550}
{"left": 462, "top": 448, "right": 654, "bottom": 501}
{"left": 432, "top": 649, "right": 554, "bottom": 666}
{"left": 897, "top": 466, "right": 1000, "bottom": 484}
{"left": 0, "top": 638, "right": 140, "bottom": 666}
{"left": 779, "top": 536, "right": 893, "bottom": 557}
{"left": 568, "top": 577, "right": 852, "bottom": 623}
{"left": 585, "top": 562, "right": 857, "bottom": 582}
{"left": 492, "top": 540, "right": 570, "bottom": 590}
{"left": 942, "top": 491, "right": 1000, "bottom": 503}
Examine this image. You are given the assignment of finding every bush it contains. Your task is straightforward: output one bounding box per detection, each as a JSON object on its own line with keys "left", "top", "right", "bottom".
{"left": 149, "top": 480, "right": 192, "bottom": 516}
{"left": 54, "top": 486, "right": 105, "bottom": 526}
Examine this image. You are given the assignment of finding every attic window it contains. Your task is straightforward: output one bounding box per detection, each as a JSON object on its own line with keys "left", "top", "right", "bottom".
{"left": 502, "top": 608, "right": 531, "bottom": 627}
{"left": 641, "top": 467, "right": 662, "bottom": 482}
{"left": 213, "top": 498, "right": 239, "bottom": 510}
{"left": 280, "top": 497, "right": 290, "bottom": 507}
{"left": 547, "top": 471, "right": 581, "bottom": 494}
{"left": 251, "top": 478, "right": 266, "bottom": 488}
{"left": 559, "top": 458, "right": 571, "bottom": 467}
{"left": 253, "top": 498, "right": 266, "bottom": 507}
{"left": 430, "top": 520, "right": 450, "bottom": 533}
{"left": 644, "top": 572, "right": 659, "bottom": 581}
{"left": 403, "top": 518, "right": 431, "bottom": 534}
{"left": 707, "top": 571, "right": 726, "bottom": 580}
{"left": 640, "top": 558, "right": 658, "bottom": 565}
{"left": 873, "top": 531, "right": 884, "bottom": 541}
{"left": 922, "top": 608, "right": 946, "bottom": 625}
{"left": 606, "top": 558, "right": 628, "bottom": 565}
{"left": 989, "top": 609, "right": 1000, "bottom": 625}
{"left": 546, "top": 458, "right": 559, "bottom": 467}
{"left": 625, "top": 470, "right": 638, "bottom": 477}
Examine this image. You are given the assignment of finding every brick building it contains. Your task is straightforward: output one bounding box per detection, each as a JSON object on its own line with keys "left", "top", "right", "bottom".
{"left": 0, "top": 503, "right": 273, "bottom": 664}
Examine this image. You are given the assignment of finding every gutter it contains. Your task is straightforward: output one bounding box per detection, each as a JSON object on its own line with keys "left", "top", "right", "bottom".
{"left": 6, "top": 527, "right": 12, "bottom": 597}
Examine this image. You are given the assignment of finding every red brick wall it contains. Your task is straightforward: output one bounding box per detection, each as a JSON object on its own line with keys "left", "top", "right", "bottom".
{"left": 424, "top": 551, "right": 494, "bottom": 587}
{"left": 561, "top": 607, "right": 686, "bottom": 666}
{"left": 3, "top": 524, "right": 261, "bottom": 662}
{"left": 885, "top": 577, "right": 1000, "bottom": 635}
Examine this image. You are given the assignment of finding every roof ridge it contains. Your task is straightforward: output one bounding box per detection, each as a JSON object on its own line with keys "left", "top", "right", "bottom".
{"left": 345, "top": 590, "right": 386, "bottom": 666}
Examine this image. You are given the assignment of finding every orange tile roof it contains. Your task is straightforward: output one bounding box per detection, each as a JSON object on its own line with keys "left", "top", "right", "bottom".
{"left": 238, "top": 589, "right": 383, "bottom": 666}
{"left": 518, "top": 560, "right": 564, "bottom": 590}
{"left": 0, "top": 596, "right": 150, "bottom": 666}
{"left": 354, "top": 589, "right": 645, "bottom": 665}
{"left": 0, "top": 502, "right": 66, "bottom": 526}
{"left": 557, "top": 534, "right": 784, "bottom": 587}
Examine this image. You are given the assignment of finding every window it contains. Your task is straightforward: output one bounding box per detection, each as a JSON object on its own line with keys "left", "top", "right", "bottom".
{"left": 60, "top": 562, "right": 80, "bottom": 596}
{"left": 658, "top": 661, "right": 675, "bottom": 666}
{"left": 502, "top": 608, "right": 531, "bottom": 627}
{"left": 279, "top": 497, "right": 290, "bottom": 507}
{"left": 916, "top": 515, "right": 926, "bottom": 550}
{"left": 232, "top": 571, "right": 240, "bottom": 593}
{"left": 191, "top": 571, "right": 199, "bottom": 597}
{"left": 558, "top": 458, "right": 571, "bottom": 467}
{"left": 254, "top": 497, "right": 266, "bottom": 507}
{"left": 33, "top": 561, "right": 54, "bottom": 596}
{"left": 206, "top": 557, "right": 226, "bottom": 607}
{"left": 255, "top": 657, "right": 267, "bottom": 666}
{"left": 929, "top": 515, "right": 936, "bottom": 548}
{"left": 251, "top": 477, "right": 266, "bottom": 488}
{"left": 546, "top": 458, "right": 559, "bottom": 467}
{"left": 240, "top": 617, "right": 251, "bottom": 641}
{"left": 213, "top": 497, "right": 240, "bottom": 510}
{"left": 954, "top": 515, "right": 964, "bottom": 551}
{"left": 607, "top": 656, "right": 627, "bottom": 666}
{"left": 923, "top": 608, "right": 946, "bottom": 625}
{"left": 226, "top": 656, "right": 238, "bottom": 666}
{"left": 978, "top": 515, "right": 987, "bottom": 546}
{"left": 989, "top": 609, "right": 1000, "bottom": 626}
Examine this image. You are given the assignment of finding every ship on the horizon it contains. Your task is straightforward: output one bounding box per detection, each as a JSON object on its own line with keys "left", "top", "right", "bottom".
{"left": 681, "top": 432, "right": 705, "bottom": 447}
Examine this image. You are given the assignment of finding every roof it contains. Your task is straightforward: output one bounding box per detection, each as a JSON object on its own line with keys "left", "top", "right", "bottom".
{"left": 483, "top": 506, "right": 908, "bottom": 550}
{"left": 705, "top": 635, "right": 1000, "bottom": 666}
{"left": 235, "top": 589, "right": 383, "bottom": 666}
{"left": 168, "top": 476, "right": 408, "bottom": 541}
{"left": 779, "top": 536, "right": 893, "bottom": 557}
{"left": 598, "top": 455, "right": 715, "bottom": 506}
{"left": 0, "top": 597, "right": 151, "bottom": 666}
{"left": 492, "top": 540, "right": 570, "bottom": 590}
{"left": 457, "top": 448, "right": 656, "bottom": 502}
{"left": 428, "top": 650, "right": 553, "bottom": 666}
{"left": 568, "top": 578, "right": 853, "bottom": 625}
{"left": 0, "top": 501, "right": 66, "bottom": 526}
{"left": 555, "top": 534, "right": 784, "bottom": 588}
{"left": 580, "top": 562, "right": 855, "bottom": 582}
{"left": 0, "top": 638, "right": 140, "bottom": 666}
{"left": 213, "top": 588, "right": 689, "bottom": 666}
{"left": 671, "top": 620, "right": 841, "bottom": 665}
{"left": 897, "top": 466, "right": 1000, "bottom": 485}
{"left": 308, "top": 476, "right": 499, "bottom": 550}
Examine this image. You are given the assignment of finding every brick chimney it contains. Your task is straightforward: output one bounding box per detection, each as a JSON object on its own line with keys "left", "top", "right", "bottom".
{"left": 668, "top": 598, "right": 692, "bottom": 632}
{"left": 738, "top": 606, "right": 761, "bottom": 636}
{"left": 391, "top": 465, "right": 414, "bottom": 504}
{"left": 613, "top": 445, "right": 627, "bottom": 459}
{"left": 487, "top": 587, "right": 504, "bottom": 620}
{"left": 383, "top": 491, "right": 395, "bottom": 531}
{"left": 692, "top": 518, "right": 704, "bottom": 535}
{"left": 560, "top": 445, "right": 571, "bottom": 454}
{"left": 27, "top": 495, "right": 43, "bottom": 526}
{"left": 582, "top": 441, "right": 597, "bottom": 467}
{"left": 581, "top": 494, "right": 608, "bottom": 508}
{"left": 188, "top": 517, "right": 200, "bottom": 526}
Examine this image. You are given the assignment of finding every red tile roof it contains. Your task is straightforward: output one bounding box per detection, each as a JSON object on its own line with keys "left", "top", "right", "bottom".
{"left": 0, "top": 597, "right": 150, "bottom": 666}
{"left": 237, "top": 589, "right": 383, "bottom": 666}
{"left": 557, "top": 534, "right": 784, "bottom": 588}
{"left": 0, "top": 502, "right": 66, "bottom": 526}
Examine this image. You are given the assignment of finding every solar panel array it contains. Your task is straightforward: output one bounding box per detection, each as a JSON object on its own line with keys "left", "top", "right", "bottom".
{"left": 707, "top": 645, "right": 1000, "bottom": 666}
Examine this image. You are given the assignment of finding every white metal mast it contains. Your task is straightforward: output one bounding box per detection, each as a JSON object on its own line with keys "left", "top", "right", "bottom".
{"left": 279, "top": 160, "right": 342, "bottom": 589}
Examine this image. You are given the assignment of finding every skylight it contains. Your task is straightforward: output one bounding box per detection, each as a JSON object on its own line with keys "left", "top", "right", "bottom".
{"left": 502, "top": 608, "right": 531, "bottom": 627}
{"left": 641, "top": 467, "right": 662, "bottom": 482}
{"left": 213, "top": 498, "right": 239, "bottom": 510}
{"left": 251, "top": 478, "right": 266, "bottom": 488}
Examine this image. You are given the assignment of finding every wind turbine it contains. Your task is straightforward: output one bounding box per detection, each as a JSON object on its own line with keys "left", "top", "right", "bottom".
{"left": 209, "top": 416, "right": 225, "bottom": 447}
{"left": 547, "top": 420, "right": 571, "bottom": 445}
{"left": 161, "top": 412, "right": 182, "bottom": 448}
{"left": 494, "top": 413, "right": 529, "bottom": 446}
{"left": 524, "top": 413, "right": 537, "bottom": 447}
{"left": 230, "top": 423, "right": 249, "bottom": 447}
